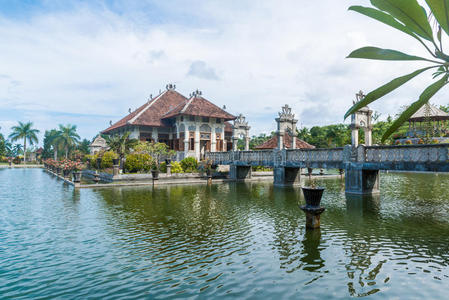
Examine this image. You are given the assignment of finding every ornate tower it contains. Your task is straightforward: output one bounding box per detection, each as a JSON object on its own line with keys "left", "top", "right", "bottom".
{"left": 232, "top": 114, "right": 251, "bottom": 151}
{"left": 350, "top": 91, "right": 373, "bottom": 147}
{"left": 276, "top": 105, "right": 298, "bottom": 150}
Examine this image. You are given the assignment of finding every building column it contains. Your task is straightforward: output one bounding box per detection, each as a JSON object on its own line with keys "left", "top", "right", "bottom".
{"left": 195, "top": 125, "right": 200, "bottom": 160}
{"left": 292, "top": 135, "right": 297, "bottom": 149}
{"left": 184, "top": 129, "right": 189, "bottom": 156}
{"left": 211, "top": 131, "right": 216, "bottom": 152}
{"left": 129, "top": 127, "right": 140, "bottom": 140}
{"left": 245, "top": 129, "right": 250, "bottom": 151}
{"left": 152, "top": 127, "right": 158, "bottom": 143}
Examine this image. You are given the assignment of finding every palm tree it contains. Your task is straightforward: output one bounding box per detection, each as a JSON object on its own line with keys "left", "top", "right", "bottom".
{"left": 9, "top": 121, "right": 39, "bottom": 164}
{"left": 104, "top": 132, "right": 138, "bottom": 158}
{"left": 45, "top": 129, "right": 62, "bottom": 160}
{"left": 13, "top": 144, "right": 23, "bottom": 156}
{"left": 58, "top": 124, "right": 80, "bottom": 158}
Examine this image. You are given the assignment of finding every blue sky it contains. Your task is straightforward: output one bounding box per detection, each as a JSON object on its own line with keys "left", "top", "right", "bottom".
{"left": 1, "top": 0, "right": 448, "bottom": 146}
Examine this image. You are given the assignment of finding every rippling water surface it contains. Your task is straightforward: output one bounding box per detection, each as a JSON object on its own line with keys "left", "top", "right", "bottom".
{"left": 1, "top": 169, "right": 449, "bottom": 299}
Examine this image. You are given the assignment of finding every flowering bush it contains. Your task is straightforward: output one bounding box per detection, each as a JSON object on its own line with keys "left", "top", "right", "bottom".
{"left": 418, "top": 139, "right": 424, "bottom": 144}
{"left": 171, "top": 161, "right": 183, "bottom": 173}
{"left": 45, "top": 158, "right": 84, "bottom": 171}
{"left": 405, "top": 140, "right": 412, "bottom": 145}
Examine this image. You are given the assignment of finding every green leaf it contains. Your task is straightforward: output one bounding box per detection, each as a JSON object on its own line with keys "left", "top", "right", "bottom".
{"left": 347, "top": 46, "right": 432, "bottom": 61}
{"left": 381, "top": 74, "right": 448, "bottom": 142}
{"left": 349, "top": 6, "right": 421, "bottom": 41}
{"left": 426, "top": 0, "right": 449, "bottom": 37}
{"left": 371, "top": 0, "right": 434, "bottom": 41}
{"left": 344, "top": 67, "right": 436, "bottom": 119}
{"left": 344, "top": 66, "right": 435, "bottom": 119}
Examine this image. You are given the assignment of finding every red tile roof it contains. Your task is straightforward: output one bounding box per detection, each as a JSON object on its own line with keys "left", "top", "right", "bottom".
{"left": 102, "top": 90, "right": 188, "bottom": 133}
{"left": 162, "top": 95, "right": 236, "bottom": 121}
{"left": 255, "top": 134, "right": 314, "bottom": 149}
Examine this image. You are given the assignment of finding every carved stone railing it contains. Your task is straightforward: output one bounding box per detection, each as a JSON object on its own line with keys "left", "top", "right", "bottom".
{"left": 286, "top": 148, "right": 343, "bottom": 164}
{"left": 206, "top": 144, "right": 449, "bottom": 171}
{"left": 363, "top": 144, "right": 449, "bottom": 163}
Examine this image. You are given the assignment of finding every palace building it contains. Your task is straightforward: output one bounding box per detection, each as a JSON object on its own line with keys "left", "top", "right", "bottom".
{"left": 102, "top": 84, "right": 237, "bottom": 160}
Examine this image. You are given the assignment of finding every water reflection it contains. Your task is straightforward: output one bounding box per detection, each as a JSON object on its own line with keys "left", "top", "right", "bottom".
{"left": 345, "top": 194, "right": 380, "bottom": 219}
{"left": 300, "top": 229, "right": 325, "bottom": 273}
{"left": 4, "top": 169, "right": 449, "bottom": 299}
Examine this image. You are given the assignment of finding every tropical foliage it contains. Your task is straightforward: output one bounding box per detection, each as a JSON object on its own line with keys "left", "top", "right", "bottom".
{"left": 346, "top": 0, "right": 449, "bottom": 142}
{"left": 58, "top": 124, "right": 80, "bottom": 158}
{"left": 104, "top": 132, "right": 138, "bottom": 158}
{"left": 180, "top": 157, "right": 198, "bottom": 173}
{"left": 8, "top": 121, "right": 39, "bottom": 163}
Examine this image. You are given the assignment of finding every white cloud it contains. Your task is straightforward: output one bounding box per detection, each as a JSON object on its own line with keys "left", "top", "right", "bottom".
{"left": 0, "top": 0, "right": 448, "bottom": 141}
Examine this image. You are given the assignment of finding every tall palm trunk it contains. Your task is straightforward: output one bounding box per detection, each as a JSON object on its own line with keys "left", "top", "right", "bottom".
{"left": 23, "top": 137, "right": 26, "bottom": 164}
{"left": 54, "top": 147, "right": 58, "bottom": 160}
{"left": 65, "top": 146, "right": 68, "bottom": 159}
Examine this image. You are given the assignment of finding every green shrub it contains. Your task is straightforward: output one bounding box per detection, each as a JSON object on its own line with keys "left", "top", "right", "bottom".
{"left": 124, "top": 153, "right": 153, "bottom": 173}
{"left": 159, "top": 162, "right": 167, "bottom": 173}
{"left": 171, "top": 161, "right": 183, "bottom": 173}
{"left": 180, "top": 157, "right": 198, "bottom": 173}
{"left": 101, "top": 151, "right": 117, "bottom": 169}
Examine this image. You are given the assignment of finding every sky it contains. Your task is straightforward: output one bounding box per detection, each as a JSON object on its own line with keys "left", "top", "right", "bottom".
{"left": 1, "top": 0, "right": 448, "bottom": 146}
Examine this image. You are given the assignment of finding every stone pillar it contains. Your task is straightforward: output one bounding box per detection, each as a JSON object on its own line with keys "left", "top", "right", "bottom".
{"left": 277, "top": 131, "right": 284, "bottom": 150}
{"left": 345, "top": 164, "right": 380, "bottom": 195}
{"left": 364, "top": 128, "right": 372, "bottom": 146}
{"left": 167, "top": 163, "right": 172, "bottom": 176}
{"left": 292, "top": 135, "right": 297, "bottom": 150}
{"left": 229, "top": 165, "right": 252, "bottom": 180}
{"left": 245, "top": 136, "right": 250, "bottom": 151}
{"left": 211, "top": 131, "right": 216, "bottom": 152}
{"left": 113, "top": 165, "right": 119, "bottom": 176}
{"left": 351, "top": 127, "right": 359, "bottom": 147}
{"left": 195, "top": 126, "right": 200, "bottom": 160}
{"left": 184, "top": 129, "right": 190, "bottom": 156}
{"left": 273, "top": 166, "right": 301, "bottom": 186}
{"left": 152, "top": 127, "right": 158, "bottom": 143}
{"left": 232, "top": 137, "right": 239, "bottom": 151}
{"left": 300, "top": 207, "right": 325, "bottom": 229}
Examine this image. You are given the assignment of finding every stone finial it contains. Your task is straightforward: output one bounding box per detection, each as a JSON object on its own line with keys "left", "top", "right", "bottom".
{"left": 166, "top": 83, "right": 176, "bottom": 91}
{"left": 128, "top": 108, "right": 132, "bottom": 113}
{"left": 109, "top": 120, "right": 112, "bottom": 126}
{"left": 353, "top": 90, "right": 365, "bottom": 104}
{"left": 278, "top": 104, "right": 295, "bottom": 120}
{"left": 192, "top": 89, "right": 202, "bottom": 97}
{"left": 234, "top": 114, "right": 248, "bottom": 127}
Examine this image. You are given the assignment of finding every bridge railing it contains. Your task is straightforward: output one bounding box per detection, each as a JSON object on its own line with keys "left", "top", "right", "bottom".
{"left": 286, "top": 148, "right": 344, "bottom": 163}
{"left": 364, "top": 144, "right": 449, "bottom": 163}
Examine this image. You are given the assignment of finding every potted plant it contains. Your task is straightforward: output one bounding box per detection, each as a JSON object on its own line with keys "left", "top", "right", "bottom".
{"left": 72, "top": 160, "right": 83, "bottom": 183}
{"left": 151, "top": 163, "right": 159, "bottom": 180}
{"left": 302, "top": 169, "right": 325, "bottom": 208}
{"left": 112, "top": 152, "right": 120, "bottom": 166}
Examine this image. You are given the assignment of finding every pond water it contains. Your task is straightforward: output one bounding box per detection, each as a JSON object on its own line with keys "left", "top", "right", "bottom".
{"left": 1, "top": 168, "right": 449, "bottom": 299}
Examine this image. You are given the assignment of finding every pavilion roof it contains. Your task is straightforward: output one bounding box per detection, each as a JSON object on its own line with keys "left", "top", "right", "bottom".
{"left": 409, "top": 104, "right": 449, "bottom": 122}
{"left": 255, "top": 134, "right": 314, "bottom": 150}
{"left": 102, "top": 90, "right": 188, "bottom": 133}
{"left": 162, "top": 95, "right": 236, "bottom": 121}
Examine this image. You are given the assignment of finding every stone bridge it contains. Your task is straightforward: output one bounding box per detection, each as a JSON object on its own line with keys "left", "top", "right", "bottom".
{"left": 205, "top": 144, "right": 449, "bottom": 194}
